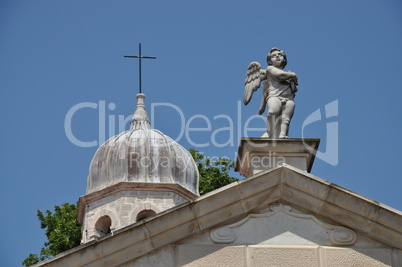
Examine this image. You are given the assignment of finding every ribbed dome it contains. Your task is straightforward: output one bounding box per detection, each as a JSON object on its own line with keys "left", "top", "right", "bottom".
{"left": 86, "top": 94, "right": 199, "bottom": 196}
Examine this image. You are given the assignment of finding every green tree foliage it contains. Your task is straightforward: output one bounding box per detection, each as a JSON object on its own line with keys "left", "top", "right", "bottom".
{"left": 22, "top": 203, "right": 82, "bottom": 266}
{"left": 189, "top": 149, "right": 238, "bottom": 195}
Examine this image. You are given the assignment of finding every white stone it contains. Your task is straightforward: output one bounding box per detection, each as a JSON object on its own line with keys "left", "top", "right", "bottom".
{"left": 35, "top": 161, "right": 402, "bottom": 267}
{"left": 76, "top": 94, "right": 200, "bottom": 244}
{"left": 243, "top": 48, "right": 298, "bottom": 138}
{"left": 235, "top": 138, "right": 320, "bottom": 176}
{"left": 210, "top": 203, "right": 357, "bottom": 246}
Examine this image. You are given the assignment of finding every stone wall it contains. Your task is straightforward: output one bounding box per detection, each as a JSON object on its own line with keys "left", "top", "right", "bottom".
{"left": 177, "top": 245, "right": 397, "bottom": 267}
{"left": 81, "top": 189, "right": 187, "bottom": 243}
{"left": 119, "top": 244, "right": 400, "bottom": 267}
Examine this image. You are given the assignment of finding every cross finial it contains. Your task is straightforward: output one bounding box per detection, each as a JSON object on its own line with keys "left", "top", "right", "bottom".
{"left": 124, "top": 43, "right": 156, "bottom": 94}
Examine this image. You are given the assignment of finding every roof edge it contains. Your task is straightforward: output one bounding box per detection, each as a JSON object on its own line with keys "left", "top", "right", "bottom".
{"left": 39, "top": 165, "right": 402, "bottom": 267}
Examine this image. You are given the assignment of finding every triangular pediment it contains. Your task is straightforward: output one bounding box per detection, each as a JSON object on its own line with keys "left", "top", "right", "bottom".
{"left": 36, "top": 165, "right": 402, "bottom": 267}
{"left": 221, "top": 164, "right": 402, "bottom": 249}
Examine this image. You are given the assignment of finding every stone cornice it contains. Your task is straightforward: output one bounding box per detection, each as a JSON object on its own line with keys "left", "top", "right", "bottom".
{"left": 37, "top": 165, "right": 402, "bottom": 266}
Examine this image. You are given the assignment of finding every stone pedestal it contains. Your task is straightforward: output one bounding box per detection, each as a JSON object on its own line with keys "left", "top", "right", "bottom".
{"left": 235, "top": 138, "right": 320, "bottom": 177}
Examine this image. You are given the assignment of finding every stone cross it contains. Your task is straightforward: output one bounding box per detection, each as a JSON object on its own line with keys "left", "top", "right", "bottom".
{"left": 124, "top": 43, "right": 156, "bottom": 94}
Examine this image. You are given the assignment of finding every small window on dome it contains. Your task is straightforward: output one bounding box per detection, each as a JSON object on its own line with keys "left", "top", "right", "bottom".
{"left": 95, "top": 215, "right": 112, "bottom": 237}
{"left": 136, "top": 209, "right": 156, "bottom": 221}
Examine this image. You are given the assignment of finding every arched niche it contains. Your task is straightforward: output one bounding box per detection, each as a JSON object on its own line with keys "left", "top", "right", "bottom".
{"left": 95, "top": 215, "right": 112, "bottom": 237}
{"left": 136, "top": 209, "right": 157, "bottom": 221}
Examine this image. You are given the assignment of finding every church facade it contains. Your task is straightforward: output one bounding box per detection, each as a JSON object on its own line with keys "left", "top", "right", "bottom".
{"left": 33, "top": 94, "right": 402, "bottom": 267}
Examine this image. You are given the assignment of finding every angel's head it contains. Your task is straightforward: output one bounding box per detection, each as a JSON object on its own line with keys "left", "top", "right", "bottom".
{"left": 267, "top": 48, "right": 287, "bottom": 69}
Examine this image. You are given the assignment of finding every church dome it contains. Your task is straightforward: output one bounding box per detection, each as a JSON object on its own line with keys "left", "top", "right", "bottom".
{"left": 86, "top": 94, "right": 199, "bottom": 196}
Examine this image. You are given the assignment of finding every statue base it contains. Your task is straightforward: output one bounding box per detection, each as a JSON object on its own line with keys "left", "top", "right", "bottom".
{"left": 235, "top": 138, "right": 320, "bottom": 177}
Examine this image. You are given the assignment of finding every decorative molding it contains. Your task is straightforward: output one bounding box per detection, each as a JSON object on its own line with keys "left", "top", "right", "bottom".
{"left": 210, "top": 203, "right": 357, "bottom": 246}
{"left": 210, "top": 227, "right": 236, "bottom": 243}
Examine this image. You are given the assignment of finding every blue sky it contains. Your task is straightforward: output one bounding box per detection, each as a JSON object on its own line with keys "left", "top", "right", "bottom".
{"left": 1, "top": 1, "right": 401, "bottom": 266}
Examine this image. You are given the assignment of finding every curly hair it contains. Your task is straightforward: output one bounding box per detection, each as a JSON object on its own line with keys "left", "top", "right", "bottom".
{"left": 267, "top": 48, "right": 287, "bottom": 69}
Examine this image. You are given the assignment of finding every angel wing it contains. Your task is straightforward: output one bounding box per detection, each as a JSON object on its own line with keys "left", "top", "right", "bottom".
{"left": 243, "top": 62, "right": 266, "bottom": 105}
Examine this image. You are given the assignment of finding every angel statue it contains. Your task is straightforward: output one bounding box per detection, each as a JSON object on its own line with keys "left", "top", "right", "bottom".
{"left": 243, "top": 47, "right": 298, "bottom": 138}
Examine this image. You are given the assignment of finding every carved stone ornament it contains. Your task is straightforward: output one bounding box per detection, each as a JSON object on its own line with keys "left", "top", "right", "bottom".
{"left": 210, "top": 203, "right": 357, "bottom": 246}
{"left": 243, "top": 48, "right": 298, "bottom": 138}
